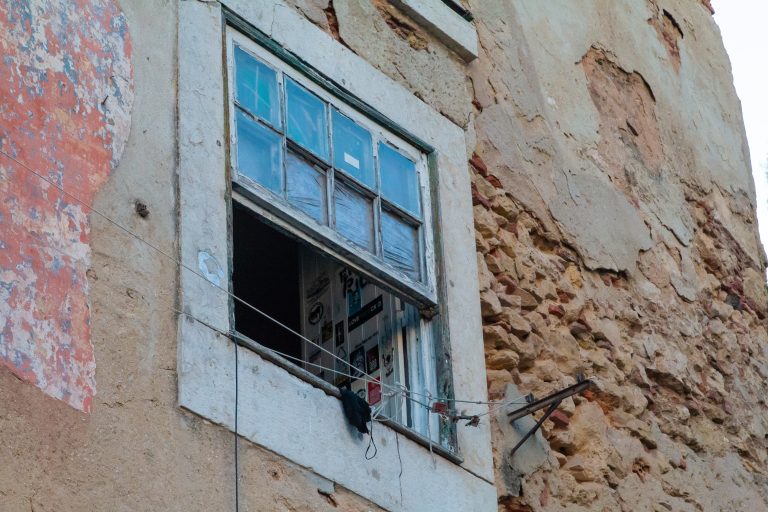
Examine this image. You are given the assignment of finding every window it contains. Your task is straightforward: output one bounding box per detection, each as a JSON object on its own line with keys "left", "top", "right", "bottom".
{"left": 178, "top": 4, "right": 496, "bottom": 506}
{"left": 229, "top": 41, "right": 433, "bottom": 296}
{"left": 227, "top": 31, "right": 441, "bottom": 440}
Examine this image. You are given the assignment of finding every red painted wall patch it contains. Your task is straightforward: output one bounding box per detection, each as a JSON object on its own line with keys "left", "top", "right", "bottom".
{"left": 0, "top": 0, "right": 134, "bottom": 412}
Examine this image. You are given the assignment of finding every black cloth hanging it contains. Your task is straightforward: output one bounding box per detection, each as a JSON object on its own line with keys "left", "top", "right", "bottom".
{"left": 339, "top": 388, "right": 371, "bottom": 434}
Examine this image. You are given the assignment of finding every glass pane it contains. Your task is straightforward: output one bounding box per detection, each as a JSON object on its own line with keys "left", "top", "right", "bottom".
{"left": 379, "top": 143, "right": 421, "bottom": 217}
{"left": 286, "top": 152, "right": 327, "bottom": 224}
{"left": 234, "top": 46, "right": 280, "bottom": 127}
{"left": 286, "top": 78, "right": 329, "bottom": 160}
{"left": 332, "top": 109, "right": 374, "bottom": 188}
{"left": 382, "top": 211, "right": 420, "bottom": 280}
{"left": 334, "top": 182, "right": 374, "bottom": 251}
{"left": 235, "top": 109, "right": 283, "bottom": 194}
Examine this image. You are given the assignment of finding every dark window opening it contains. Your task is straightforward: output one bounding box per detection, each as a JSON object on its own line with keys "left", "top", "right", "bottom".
{"left": 231, "top": 199, "right": 425, "bottom": 413}
{"left": 232, "top": 201, "right": 302, "bottom": 360}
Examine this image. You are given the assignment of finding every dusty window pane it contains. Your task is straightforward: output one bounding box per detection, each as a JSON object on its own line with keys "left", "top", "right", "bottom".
{"left": 286, "top": 152, "right": 327, "bottom": 224}
{"left": 235, "top": 109, "right": 283, "bottom": 194}
{"left": 382, "top": 211, "right": 420, "bottom": 280}
{"left": 379, "top": 143, "right": 421, "bottom": 217}
{"left": 286, "top": 78, "right": 329, "bottom": 160}
{"left": 332, "top": 109, "right": 374, "bottom": 188}
{"left": 234, "top": 46, "right": 280, "bottom": 127}
{"left": 334, "top": 182, "right": 374, "bottom": 251}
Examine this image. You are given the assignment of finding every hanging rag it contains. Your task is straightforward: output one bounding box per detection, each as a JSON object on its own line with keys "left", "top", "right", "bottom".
{"left": 339, "top": 388, "right": 371, "bottom": 434}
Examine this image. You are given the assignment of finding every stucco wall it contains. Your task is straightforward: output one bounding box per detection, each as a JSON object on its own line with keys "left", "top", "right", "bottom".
{"left": 467, "top": 0, "right": 768, "bottom": 510}
{"left": 0, "top": 1, "right": 386, "bottom": 510}
{"left": 1, "top": 0, "right": 767, "bottom": 511}
{"left": 261, "top": 0, "right": 768, "bottom": 509}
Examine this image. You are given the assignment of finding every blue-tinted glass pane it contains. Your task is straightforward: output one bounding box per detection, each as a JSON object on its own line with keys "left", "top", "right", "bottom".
{"left": 382, "top": 211, "right": 420, "bottom": 280}
{"left": 379, "top": 143, "right": 421, "bottom": 217}
{"left": 286, "top": 78, "right": 329, "bottom": 160}
{"left": 286, "top": 152, "right": 327, "bottom": 224}
{"left": 235, "top": 109, "right": 283, "bottom": 193}
{"left": 234, "top": 46, "right": 280, "bottom": 127}
{"left": 334, "top": 182, "right": 373, "bottom": 251}
{"left": 332, "top": 110, "right": 374, "bottom": 188}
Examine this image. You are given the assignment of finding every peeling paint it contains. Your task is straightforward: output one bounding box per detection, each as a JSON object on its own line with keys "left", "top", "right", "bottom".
{"left": 198, "top": 250, "right": 223, "bottom": 287}
{"left": 0, "top": 0, "right": 133, "bottom": 412}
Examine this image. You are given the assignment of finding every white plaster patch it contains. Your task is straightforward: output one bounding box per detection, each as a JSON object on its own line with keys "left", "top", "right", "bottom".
{"left": 197, "top": 250, "right": 224, "bottom": 287}
{"left": 389, "top": 0, "right": 478, "bottom": 62}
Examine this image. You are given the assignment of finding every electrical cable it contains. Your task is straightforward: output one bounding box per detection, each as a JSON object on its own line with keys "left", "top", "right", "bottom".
{"left": 0, "top": 147, "right": 390, "bottom": 393}
{"left": 0, "top": 147, "right": 537, "bottom": 413}
{"left": 0, "top": 146, "right": 598, "bottom": 490}
{"left": 234, "top": 318, "right": 240, "bottom": 512}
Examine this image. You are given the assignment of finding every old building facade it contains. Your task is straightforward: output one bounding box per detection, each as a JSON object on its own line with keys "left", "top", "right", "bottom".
{"left": 1, "top": 0, "right": 766, "bottom": 511}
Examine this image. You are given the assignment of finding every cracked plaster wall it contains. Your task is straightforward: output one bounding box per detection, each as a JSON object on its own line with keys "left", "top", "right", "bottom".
{"left": 290, "top": 0, "right": 768, "bottom": 510}
{"left": 0, "top": 0, "right": 133, "bottom": 413}
{"left": 0, "top": 1, "right": 385, "bottom": 511}
{"left": 2, "top": 0, "right": 767, "bottom": 511}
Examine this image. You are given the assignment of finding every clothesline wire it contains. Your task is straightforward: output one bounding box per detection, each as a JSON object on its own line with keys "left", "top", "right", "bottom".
{"left": 186, "top": 312, "right": 532, "bottom": 415}
{"left": 0, "top": 147, "right": 390, "bottom": 392}
{"left": 0, "top": 147, "right": 525, "bottom": 408}
{"left": 11, "top": 207, "right": 532, "bottom": 418}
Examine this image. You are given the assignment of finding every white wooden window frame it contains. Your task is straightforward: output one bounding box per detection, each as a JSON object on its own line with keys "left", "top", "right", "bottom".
{"left": 226, "top": 33, "right": 438, "bottom": 306}
{"left": 176, "top": 1, "right": 495, "bottom": 510}
{"left": 228, "top": 31, "right": 442, "bottom": 440}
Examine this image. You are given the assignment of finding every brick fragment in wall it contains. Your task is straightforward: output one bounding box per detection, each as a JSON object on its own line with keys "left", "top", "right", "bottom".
{"left": 0, "top": 0, "right": 133, "bottom": 412}
{"left": 647, "top": 5, "right": 684, "bottom": 71}
{"left": 371, "top": 0, "right": 428, "bottom": 51}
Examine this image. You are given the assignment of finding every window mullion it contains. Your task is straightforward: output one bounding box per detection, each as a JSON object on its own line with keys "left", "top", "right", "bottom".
{"left": 373, "top": 196, "right": 382, "bottom": 258}
{"left": 278, "top": 70, "right": 288, "bottom": 198}
{"left": 373, "top": 136, "right": 382, "bottom": 258}
{"left": 326, "top": 102, "right": 335, "bottom": 229}
{"left": 328, "top": 169, "right": 336, "bottom": 230}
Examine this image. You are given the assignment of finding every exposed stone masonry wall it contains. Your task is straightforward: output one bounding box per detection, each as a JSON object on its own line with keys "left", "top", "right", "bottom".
{"left": 467, "top": 1, "right": 768, "bottom": 510}
{"left": 2, "top": 0, "right": 766, "bottom": 510}
{"left": 289, "top": 0, "right": 768, "bottom": 509}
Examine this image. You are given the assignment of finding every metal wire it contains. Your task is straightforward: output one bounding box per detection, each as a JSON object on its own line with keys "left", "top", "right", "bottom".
{"left": 0, "top": 147, "right": 535, "bottom": 410}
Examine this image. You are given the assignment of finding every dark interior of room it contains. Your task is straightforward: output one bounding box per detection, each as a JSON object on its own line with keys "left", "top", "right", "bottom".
{"left": 232, "top": 201, "right": 303, "bottom": 360}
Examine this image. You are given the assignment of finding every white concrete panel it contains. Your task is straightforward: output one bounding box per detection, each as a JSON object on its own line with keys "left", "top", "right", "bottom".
{"left": 179, "top": 318, "right": 496, "bottom": 511}
{"left": 178, "top": 316, "right": 236, "bottom": 428}
{"left": 178, "top": 1, "right": 230, "bottom": 333}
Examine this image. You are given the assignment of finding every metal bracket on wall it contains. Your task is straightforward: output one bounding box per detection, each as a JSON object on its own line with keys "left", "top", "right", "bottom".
{"left": 506, "top": 376, "right": 593, "bottom": 458}
{"left": 440, "top": 0, "right": 473, "bottom": 22}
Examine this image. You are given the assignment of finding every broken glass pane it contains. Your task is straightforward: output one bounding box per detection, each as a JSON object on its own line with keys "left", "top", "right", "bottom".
{"left": 332, "top": 109, "right": 374, "bottom": 188}
{"left": 235, "top": 109, "right": 283, "bottom": 194}
{"left": 286, "top": 152, "right": 327, "bottom": 224}
{"left": 334, "top": 182, "right": 374, "bottom": 251}
{"left": 234, "top": 46, "right": 280, "bottom": 128}
{"left": 286, "top": 78, "right": 329, "bottom": 160}
{"left": 382, "top": 211, "right": 420, "bottom": 280}
{"left": 379, "top": 143, "right": 421, "bottom": 217}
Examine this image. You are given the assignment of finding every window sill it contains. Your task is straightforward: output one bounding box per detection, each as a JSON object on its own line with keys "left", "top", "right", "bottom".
{"left": 232, "top": 330, "right": 464, "bottom": 465}
{"left": 389, "top": 0, "right": 478, "bottom": 62}
{"left": 178, "top": 315, "right": 496, "bottom": 510}
{"left": 178, "top": 2, "right": 496, "bottom": 503}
